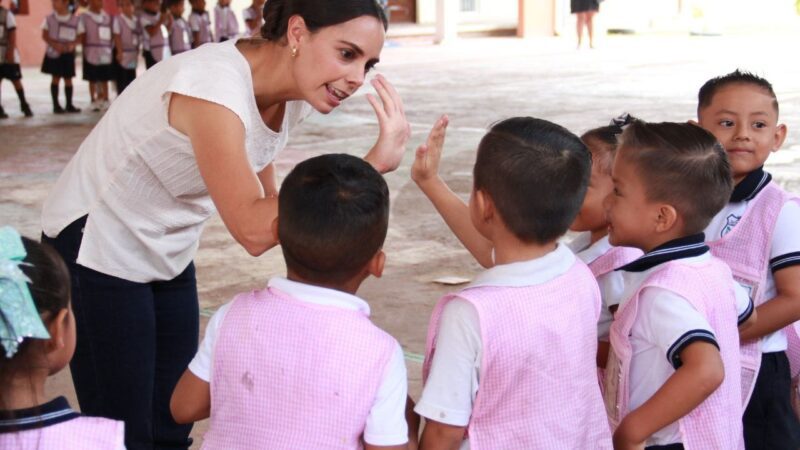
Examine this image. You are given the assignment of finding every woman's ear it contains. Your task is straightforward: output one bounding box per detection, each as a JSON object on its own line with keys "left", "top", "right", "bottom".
{"left": 286, "top": 14, "right": 307, "bottom": 48}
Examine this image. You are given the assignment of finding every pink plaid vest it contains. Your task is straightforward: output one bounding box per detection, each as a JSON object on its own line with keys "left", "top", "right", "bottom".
{"left": 213, "top": 6, "right": 239, "bottom": 41}
{"left": 82, "top": 12, "right": 113, "bottom": 65}
{"left": 605, "top": 259, "right": 744, "bottom": 449}
{"left": 202, "top": 287, "right": 397, "bottom": 449}
{"left": 45, "top": 13, "right": 80, "bottom": 59}
{"left": 423, "top": 260, "right": 612, "bottom": 449}
{"left": 587, "top": 246, "right": 643, "bottom": 279}
{"left": 141, "top": 12, "right": 167, "bottom": 61}
{"left": 169, "top": 17, "right": 191, "bottom": 55}
{"left": 0, "top": 416, "right": 124, "bottom": 449}
{"left": 707, "top": 182, "right": 800, "bottom": 403}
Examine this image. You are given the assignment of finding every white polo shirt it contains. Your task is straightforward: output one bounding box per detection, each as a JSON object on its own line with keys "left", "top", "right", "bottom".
{"left": 189, "top": 277, "right": 408, "bottom": 446}
{"left": 414, "top": 244, "right": 576, "bottom": 450}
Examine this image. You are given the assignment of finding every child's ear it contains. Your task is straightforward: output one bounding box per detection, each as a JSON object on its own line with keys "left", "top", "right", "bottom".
{"left": 45, "top": 308, "right": 70, "bottom": 352}
{"left": 654, "top": 204, "right": 678, "bottom": 233}
{"left": 367, "top": 250, "right": 386, "bottom": 279}
{"left": 475, "top": 190, "right": 494, "bottom": 222}
{"left": 773, "top": 123, "right": 788, "bottom": 151}
{"left": 271, "top": 217, "right": 279, "bottom": 244}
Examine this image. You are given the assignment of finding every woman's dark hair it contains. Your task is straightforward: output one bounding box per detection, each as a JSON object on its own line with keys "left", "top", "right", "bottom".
{"left": 261, "top": 0, "right": 388, "bottom": 41}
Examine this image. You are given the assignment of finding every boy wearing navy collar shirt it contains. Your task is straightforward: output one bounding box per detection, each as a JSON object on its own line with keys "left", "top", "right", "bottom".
{"left": 696, "top": 70, "right": 800, "bottom": 449}
{"left": 604, "top": 121, "right": 753, "bottom": 449}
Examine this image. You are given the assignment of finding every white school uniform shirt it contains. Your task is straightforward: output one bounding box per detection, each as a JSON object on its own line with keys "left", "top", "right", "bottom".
{"left": 188, "top": 277, "right": 408, "bottom": 446}
{"left": 77, "top": 10, "right": 109, "bottom": 35}
{"left": 414, "top": 244, "right": 576, "bottom": 450}
{"left": 568, "top": 233, "right": 625, "bottom": 340}
{"left": 619, "top": 250, "right": 752, "bottom": 446}
{"left": 704, "top": 169, "right": 800, "bottom": 353}
{"left": 41, "top": 40, "right": 314, "bottom": 283}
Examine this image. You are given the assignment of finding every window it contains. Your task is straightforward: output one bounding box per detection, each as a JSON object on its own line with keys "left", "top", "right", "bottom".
{"left": 460, "top": 0, "right": 477, "bottom": 12}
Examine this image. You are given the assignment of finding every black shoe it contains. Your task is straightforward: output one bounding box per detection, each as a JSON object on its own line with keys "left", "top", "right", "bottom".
{"left": 0, "top": 107, "right": 8, "bottom": 119}
{"left": 54, "top": 104, "right": 66, "bottom": 114}
{"left": 65, "top": 104, "right": 81, "bottom": 113}
{"left": 21, "top": 103, "right": 33, "bottom": 117}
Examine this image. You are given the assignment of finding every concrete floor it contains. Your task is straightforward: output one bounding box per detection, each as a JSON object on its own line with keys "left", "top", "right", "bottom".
{"left": 2, "top": 30, "right": 800, "bottom": 447}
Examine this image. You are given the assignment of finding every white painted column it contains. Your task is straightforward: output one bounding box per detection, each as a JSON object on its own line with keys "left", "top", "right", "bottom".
{"left": 435, "top": 0, "right": 458, "bottom": 44}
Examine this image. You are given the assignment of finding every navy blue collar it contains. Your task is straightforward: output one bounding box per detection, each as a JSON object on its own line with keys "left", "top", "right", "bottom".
{"left": 618, "top": 233, "right": 709, "bottom": 273}
{"left": 0, "top": 397, "right": 80, "bottom": 433}
{"left": 731, "top": 167, "right": 771, "bottom": 203}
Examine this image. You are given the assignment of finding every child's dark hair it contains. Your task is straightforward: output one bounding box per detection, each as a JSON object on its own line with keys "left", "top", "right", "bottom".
{"left": 474, "top": 117, "right": 591, "bottom": 244}
{"left": 698, "top": 69, "right": 779, "bottom": 115}
{"left": 278, "top": 154, "right": 389, "bottom": 285}
{"left": 261, "top": 0, "right": 388, "bottom": 41}
{"left": 618, "top": 121, "right": 733, "bottom": 234}
{"left": 165, "top": 0, "right": 183, "bottom": 9}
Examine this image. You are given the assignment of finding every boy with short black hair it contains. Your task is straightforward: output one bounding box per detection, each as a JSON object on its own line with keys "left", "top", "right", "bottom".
{"left": 170, "top": 154, "right": 409, "bottom": 449}
{"left": 604, "top": 121, "right": 750, "bottom": 449}
{"left": 410, "top": 116, "right": 612, "bottom": 448}
{"left": 0, "top": 0, "right": 33, "bottom": 118}
{"left": 697, "top": 69, "right": 800, "bottom": 449}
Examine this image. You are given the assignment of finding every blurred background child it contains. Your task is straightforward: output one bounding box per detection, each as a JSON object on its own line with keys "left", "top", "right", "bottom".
{"left": 79, "top": 0, "right": 114, "bottom": 111}
{"left": 188, "top": 0, "right": 211, "bottom": 48}
{"left": 0, "top": 0, "right": 33, "bottom": 118}
{"left": 213, "top": 0, "right": 238, "bottom": 42}
{"left": 140, "top": 0, "right": 170, "bottom": 68}
{"left": 41, "top": 0, "right": 80, "bottom": 113}
{"left": 167, "top": 0, "right": 190, "bottom": 55}
{"left": 112, "top": 0, "right": 140, "bottom": 93}
{"left": 241, "top": 0, "right": 263, "bottom": 37}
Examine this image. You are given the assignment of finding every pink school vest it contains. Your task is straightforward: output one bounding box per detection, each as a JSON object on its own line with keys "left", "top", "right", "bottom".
{"left": 605, "top": 259, "right": 744, "bottom": 449}
{"left": 169, "top": 16, "right": 191, "bottom": 55}
{"left": 45, "top": 13, "right": 80, "bottom": 59}
{"left": 114, "top": 15, "right": 141, "bottom": 69}
{"left": 203, "top": 288, "right": 397, "bottom": 449}
{"left": 142, "top": 12, "right": 167, "bottom": 62}
{"left": 0, "top": 416, "right": 124, "bottom": 449}
{"left": 423, "top": 260, "right": 612, "bottom": 449}
{"left": 214, "top": 5, "right": 239, "bottom": 41}
{"left": 82, "top": 12, "right": 113, "bottom": 65}
{"left": 588, "top": 246, "right": 643, "bottom": 279}
{"left": 190, "top": 11, "right": 212, "bottom": 46}
{"left": 707, "top": 182, "right": 800, "bottom": 404}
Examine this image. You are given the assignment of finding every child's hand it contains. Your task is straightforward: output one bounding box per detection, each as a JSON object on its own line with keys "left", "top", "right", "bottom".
{"left": 411, "top": 114, "right": 449, "bottom": 186}
{"left": 364, "top": 74, "right": 411, "bottom": 174}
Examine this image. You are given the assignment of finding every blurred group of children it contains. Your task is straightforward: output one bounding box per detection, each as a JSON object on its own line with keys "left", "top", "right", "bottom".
{"left": 0, "top": 0, "right": 264, "bottom": 117}
{"left": 2, "top": 69, "right": 799, "bottom": 450}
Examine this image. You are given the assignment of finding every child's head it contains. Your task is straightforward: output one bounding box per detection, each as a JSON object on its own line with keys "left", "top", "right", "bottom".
{"left": 605, "top": 121, "right": 733, "bottom": 251}
{"left": 570, "top": 121, "right": 625, "bottom": 238}
{"left": 189, "top": 0, "right": 205, "bottom": 11}
{"left": 0, "top": 229, "right": 74, "bottom": 397}
{"left": 696, "top": 70, "right": 787, "bottom": 184}
{"left": 87, "top": 0, "right": 103, "bottom": 12}
{"left": 166, "top": 0, "right": 185, "bottom": 16}
{"left": 218, "top": 0, "right": 230, "bottom": 6}
{"left": 51, "top": 0, "right": 69, "bottom": 14}
{"left": 471, "top": 117, "right": 591, "bottom": 245}
{"left": 141, "top": 0, "right": 160, "bottom": 12}
{"left": 117, "top": 0, "right": 134, "bottom": 15}
{"left": 277, "top": 154, "right": 389, "bottom": 290}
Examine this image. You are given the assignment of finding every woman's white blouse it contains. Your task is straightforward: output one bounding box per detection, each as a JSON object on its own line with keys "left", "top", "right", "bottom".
{"left": 42, "top": 39, "right": 313, "bottom": 282}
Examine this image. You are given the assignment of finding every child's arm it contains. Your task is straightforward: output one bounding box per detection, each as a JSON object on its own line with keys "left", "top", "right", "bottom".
{"left": 740, "top": 266, "right": 800, "bottom": 341}
{"left": 613, "top": 341, "right": 724, "bottom": 450}
{"left": 170, "top": 369, "right": 210, "bottom": 423}
{"left": 411, "top": 116, "right": 494, "bottom": 268}
{"left": 406, "top": 396, "right": 420, "bottom": 450}
{"left": 418, "top": 421, "right": 464, "bottom": 450}
{"left": 41, "top": 29, "right": 63, "bottom": 53}
{"left": 6, "top": 27, "right": 16, "bottom": 63}
{"left": 192, "top": 30, "right": 200, "bottom": 48}
{"left": 113, "top": 32, "right": 124, "bottom": 64}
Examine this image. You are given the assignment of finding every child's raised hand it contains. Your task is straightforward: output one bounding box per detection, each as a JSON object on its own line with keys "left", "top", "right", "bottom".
{"left": 411, "top": 114, "right": 449, "bottom": 186}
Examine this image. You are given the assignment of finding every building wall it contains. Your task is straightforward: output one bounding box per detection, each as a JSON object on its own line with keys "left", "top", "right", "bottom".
{"left": 416, "top": 0, "right": 517, "bottom": 25}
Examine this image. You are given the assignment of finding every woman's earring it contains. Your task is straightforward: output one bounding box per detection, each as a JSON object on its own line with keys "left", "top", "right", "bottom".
{"left": 291, "top": 46, "right": 298, "bottom": 57}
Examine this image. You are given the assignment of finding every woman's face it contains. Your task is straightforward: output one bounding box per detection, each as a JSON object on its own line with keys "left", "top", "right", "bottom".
{"left": 291, "top": 15, "right": 385, "bottom": 114}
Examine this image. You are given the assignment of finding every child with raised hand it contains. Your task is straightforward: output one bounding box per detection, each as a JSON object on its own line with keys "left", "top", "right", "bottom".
{"left": 213, "top": 0, "right": 238, "bottom": 42}
{"left": 139, "top": 0, "right": 170, "bottom": 69}
{"left": 696, "top": 70, "right": 800, "bottom": 449}
{"left": 0, "top": 227, "right": 125, "bottom": 449}
{"left": 568, "top": 115, "right": 642, "bottom": 367}
{"left": 410, "top": 116, "right": 612, "bottom": 449}
{"left": 170, "top": 154, "right": 409, "bottom": 449}
{"left": 603, "top": 121, "right": 751, "bottom": 449}
{"left": 187, "top": 0, "right": 211, "bottom": 48}
{"left": 0, "top": 0, "right": 33, "bottom": 118}
{"left": 166, "top": 0, "right": 190, "bottom": 55}
{"left": 41, "top": 0, "right": 80, "bottom": 114}
{"left": 79, "top": 0, "right": 114, "bottom": 112}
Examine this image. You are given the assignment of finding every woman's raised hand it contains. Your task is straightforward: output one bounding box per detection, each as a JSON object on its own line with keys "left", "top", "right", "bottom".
{"left": 411, "top": 114, "right": 449, "bottom": 186}
{"left": 364, "top": 74, "right": 411, "bottom": 174}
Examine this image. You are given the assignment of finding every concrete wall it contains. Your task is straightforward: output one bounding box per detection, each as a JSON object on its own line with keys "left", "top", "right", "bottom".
{"left": 417, "top": 0, "right": 518, "bottom": 25}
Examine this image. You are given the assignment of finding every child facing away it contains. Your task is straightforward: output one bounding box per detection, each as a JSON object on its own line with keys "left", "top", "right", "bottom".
{"left": 41, "top": 0, "right": 80, "bottom": 114}
{"left": 409, "top": 116, "right": 612, "bottom": 449}
{"left": 213, "top": 0, "right": 238, "bottom": 42}
{"left": 0, "top": 227, "right": 125, "bottom": 449}
{"left": 568, "top": 115, "right": 643, "bottom": 367}
{"left": 696, "top": 70, "right": 800, "bottom": 449}
{"left": 166, "top": 0, "right": 190, "bottom": 56}
{"left": 112, "top": 0, "right": 141, "bottom": 94}
{"left": 139, "top": 0, "right": 170, "bottom": 69}
{"left": 79, "top": 0, "right": 114, "bottom": 112}
{"left": 187, "top": 0, "right": 212, "bottom": 48}
{"left": 603, "top": 121, "right": 754, "bottom": 449}
{"left": 0, "top": 0, "right": 33, "bottom": 118}
{"left": 241, "top": 0, "right": 264, "bottom": 37}
{"left": 170, "top": 154, "right": 410, "bottom": 449}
